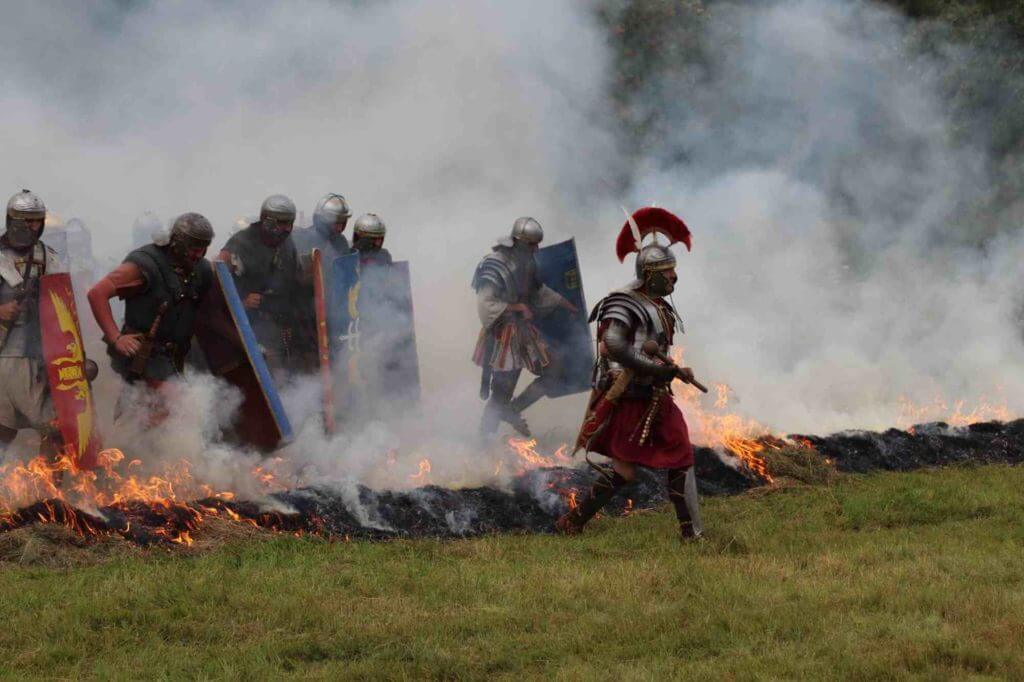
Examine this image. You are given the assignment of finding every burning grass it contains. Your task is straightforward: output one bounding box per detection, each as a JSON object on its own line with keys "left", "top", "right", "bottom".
{"left": 1, "top": 464, "right": 1022, "bottom": 678}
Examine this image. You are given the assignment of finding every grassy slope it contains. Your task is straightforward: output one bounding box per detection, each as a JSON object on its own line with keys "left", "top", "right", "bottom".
{"left": 1, "top": 465, "right": 1023, "bottom": 680}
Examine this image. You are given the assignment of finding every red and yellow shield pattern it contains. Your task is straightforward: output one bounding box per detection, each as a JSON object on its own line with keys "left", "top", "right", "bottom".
{"left": 39, "top": 273, "right": 101, "bottom": 470}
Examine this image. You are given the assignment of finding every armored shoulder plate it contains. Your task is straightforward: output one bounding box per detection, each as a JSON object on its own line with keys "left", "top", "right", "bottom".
{"left": 590, "top": 290, "right": 650, "bottom": 329}
{"left": 471, "top": 251, "right": 515, "bottom": 293}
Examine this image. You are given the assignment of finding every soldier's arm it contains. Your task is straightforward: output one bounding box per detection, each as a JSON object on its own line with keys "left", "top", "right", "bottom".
{"left": 532, "top": 284, "right": 576, "bottom": 316}
{"left": 87, "top": 262, "right": 146, "bottom": 344}
{"left": 602, "top": 321, "right": 675, "bottom": 380}
{"left": 476, "top": 283, "right": 510, "bottom": 329}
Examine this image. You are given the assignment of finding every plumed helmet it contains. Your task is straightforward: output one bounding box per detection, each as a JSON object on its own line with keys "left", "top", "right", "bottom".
{"left": 259, "top": 194, "right": 296, "bottom": 222}
{"left": 511, "top": 216, "right": 543, "bottom": 244}
{"left": 353, "top": 213, "right": 386, "bottom": 238}
{"left": 6, "top": 189, "right": 46, "bottom": 221}
{"left": 313, "top": 193, "right": 351, "bottom": 228}
{"left": 634, "top": 243, "right": 676, "bottom": 279}
{"left": 170, "top": 212, "right": 215, "bottom": 244}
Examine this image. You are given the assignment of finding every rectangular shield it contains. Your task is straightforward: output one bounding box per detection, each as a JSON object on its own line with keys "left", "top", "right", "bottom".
{"left": 325, "top": 252, "right": 363, "bottom": 416}
{"left": 357, "top": 261, "right": 422, "bottom": 405}
{"left": 38, "top": 273, "right": 101, "bottom": 469}
{"left": 194, "top": 262, "right": 293, "bottom": 450}
{"left": 534, "top": 238, "right": 594, "bottom": 398}
{"left": 312, "top": 249, "right": 335, "bottom": 435}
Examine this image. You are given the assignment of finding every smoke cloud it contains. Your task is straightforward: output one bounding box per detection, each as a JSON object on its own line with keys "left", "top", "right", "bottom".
{"left": 2, "top": 0, "right": 1023, "bottom": 493}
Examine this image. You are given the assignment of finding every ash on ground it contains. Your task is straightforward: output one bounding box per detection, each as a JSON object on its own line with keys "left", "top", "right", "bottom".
{"left": 3, "top": 419, "right": 1024, "bottom": 549}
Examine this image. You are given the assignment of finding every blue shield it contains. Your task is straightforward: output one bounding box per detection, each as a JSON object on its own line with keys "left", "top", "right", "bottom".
{"left": 534, "top": 238, "right": 594, "bottom": 398}
{"left": 195, "top": 262, "right": 293, "bottom": 450}
{"left": 327, "top": 252, "right": 361, "bottom": 360}
{"left": 357, "top": 260, "right": 421, "bottom": 405}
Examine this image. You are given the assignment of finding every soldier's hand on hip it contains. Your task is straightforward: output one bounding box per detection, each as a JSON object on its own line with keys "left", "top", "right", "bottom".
{"left": 114, "top": 333, "right": 143, "bottom": 358}
{"left": 560, "top": 299, "right": 579, "bottom": 314}
{"left": 243, "top": 293, "right": 263, "bottom": 310}
{"left": 0, "top": 301, "right": 21, "bottom": 322}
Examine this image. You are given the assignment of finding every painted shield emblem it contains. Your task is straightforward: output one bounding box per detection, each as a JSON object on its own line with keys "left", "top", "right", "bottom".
{"left": 38, "top": 273, "right": 101, "bottom": 469}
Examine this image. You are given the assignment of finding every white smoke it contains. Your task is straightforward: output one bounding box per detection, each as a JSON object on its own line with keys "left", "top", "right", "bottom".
{"left": 2, "top": 0, "right": 1023, "bottom": 494}
{"left": 612, "top": 0, "right": 1024, "bottom": 433}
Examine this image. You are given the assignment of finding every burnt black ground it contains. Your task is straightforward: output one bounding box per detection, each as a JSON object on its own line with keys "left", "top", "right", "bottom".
{"left": 2, "top": 420, "right": 1023, "bottom": 544}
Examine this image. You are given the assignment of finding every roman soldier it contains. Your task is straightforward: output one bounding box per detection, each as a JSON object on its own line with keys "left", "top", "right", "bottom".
{"left": 0, "top": 190, "right": 66, "bottom": 458}
{"left": 472, "top": 217, "right": 578, "bottom": 436}
{"left": 291, "top": 194, "right": 353, "bottom": 373}
{"left": 352, "top": 213, "right": 392, "bottom": 266}
{"left": 293, "top": 193, "right": 353, "bottom": 262}
{"left": 557, "top": 207, "right": 706, "bottom": 540}
{"left": 88, "top": 213, "right": 215, "bottom": 405}
{"left": 216, "top": 194, "right": 302, "bottom": 377}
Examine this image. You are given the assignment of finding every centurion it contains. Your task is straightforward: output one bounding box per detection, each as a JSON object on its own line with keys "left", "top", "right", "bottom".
{"left": 559, "top": 207, "right": 708, "bottom": 541}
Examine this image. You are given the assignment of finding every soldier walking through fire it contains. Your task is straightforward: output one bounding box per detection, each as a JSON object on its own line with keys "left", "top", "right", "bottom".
{"left": 217, "top": 194, "right": 303, "bottom": 380}
{"left": 88, "top": 213, "right": 215, "bottom": 422}
{"left": 0, "top": 190, "right": 68, "bottom": 461}
{"left": 472, "top": 217, "right": 579, "bottom": 437}
{"left": 558, "top": 208, "right": 707, "bottom": 540}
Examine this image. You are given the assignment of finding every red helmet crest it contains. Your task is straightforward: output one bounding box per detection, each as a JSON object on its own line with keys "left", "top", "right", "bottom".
{"left": 615, "top": 207, "right": 692, "bottom": 262}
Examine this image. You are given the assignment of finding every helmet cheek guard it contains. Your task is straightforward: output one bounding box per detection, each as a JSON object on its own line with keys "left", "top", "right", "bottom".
{"left": 4, "top": 189, "right": 46, "bottom": 249}
{"left": 168, "top": 212, "right": 215, "bottom": 269}
{"left": 259, "top": 194, "right": 297, "bottom": 241}
{"left": 313, "top": 193, "right": 352, "bottom": 233}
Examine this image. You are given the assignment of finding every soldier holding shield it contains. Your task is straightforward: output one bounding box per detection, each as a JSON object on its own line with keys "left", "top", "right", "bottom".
{"left": 0, "top": 190, "right": 66, "bottom": 458}
{"left": 292, "top": 193, "right": 353, "bottom": 262}
{"left": 216, "top": 194, "right": 303, "bottom": 378}
{"left": 472, "top": 217, "right": 578, "bottom": 437}
{"left": 292, "top": 193, "right": 353, "bottom": 374}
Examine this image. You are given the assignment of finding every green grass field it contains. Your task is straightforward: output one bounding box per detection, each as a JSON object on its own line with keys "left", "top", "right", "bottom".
{"left": 2, "top": 464, "right": 1023, "bottom": 680}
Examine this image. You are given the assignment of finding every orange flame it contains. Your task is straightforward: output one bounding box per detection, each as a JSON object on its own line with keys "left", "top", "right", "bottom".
{"left": 897, "top": 392, "right": 1012, "bottom": 431}
{"left": 505, "top": 438, "right": 573, "bottom": 474}
{"left": 671, "top": 347, "right": 776, "bottom": 483}
{"left": 409, "top": 458, "right": 432, "bottom": 484}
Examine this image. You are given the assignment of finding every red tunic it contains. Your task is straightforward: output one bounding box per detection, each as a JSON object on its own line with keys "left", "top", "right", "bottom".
{"left": 587, "top": 394, "right": 694, "bottom": 469}
{"left": 580, "top": 300, "right": 694, "bottom": 470}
